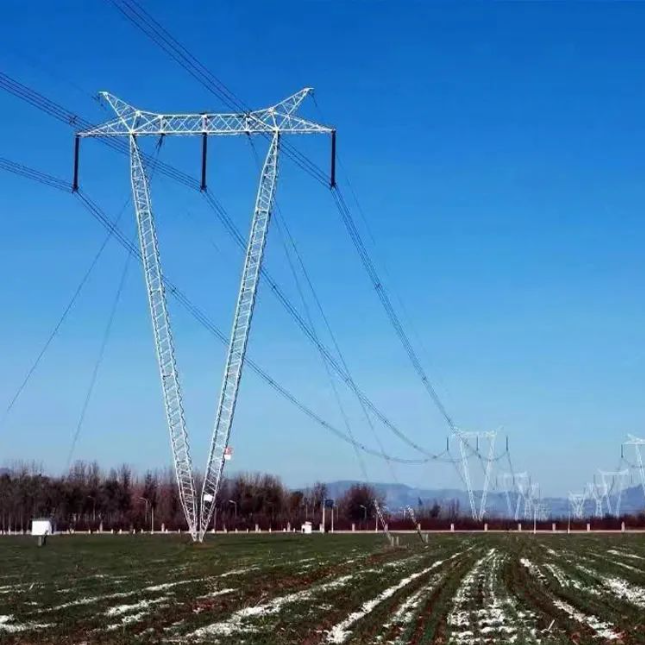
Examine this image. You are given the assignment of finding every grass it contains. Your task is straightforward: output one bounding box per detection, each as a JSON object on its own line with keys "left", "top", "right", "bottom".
{"left": 2, "top": 533, "right": 645, "bottom": 643}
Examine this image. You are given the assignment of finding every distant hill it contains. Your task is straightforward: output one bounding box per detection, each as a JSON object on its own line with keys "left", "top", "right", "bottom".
{"left": 323, "top": 480, "right": 645, "bottom": 518}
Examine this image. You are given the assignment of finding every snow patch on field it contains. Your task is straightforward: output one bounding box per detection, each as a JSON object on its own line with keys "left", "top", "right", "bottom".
{"left": 551, "top": 599, "right": 620, "bottom": 640}
{"left": 524, "top": 559, "right": 620, "bottom": 638}
{"left": 47, "top": 590, "right": 140, "bottom": 612}
{"left": 608, "top": 549, "right": 645, "bottom": 562}
{"left": 448, "top": 549, "right": 540, "bottom": 644}
{"left": 0, "top": 582, "right": 36, "bottom": 595}
{"left": 603, "top": 576, "right": 645, "bottom": 608}
{"left": 196, "top": 588, "right": 235, "bottom": 600}
{"left": 575, "top": 563, "right": 645, "bottom": 607}
{"left": 0, "top": 615, "right": 51, "bottom": 633}
{"left": 326, "top": 563, "right": 443, "bottom": 643}
{"left": 106, "top": 596, "right": 169, "bottom": 617}
{"left": 145, "top": 579, "right": 201, "bottom": 592}
{"left": 219, "top": 566, "right": 259, "bottom": 578}
{"left": 188, "top": 574, "right": 354, "bottom": 639}
{"left": 520, "top": 558, "right": 547, "bottom": 583}
{"left": 374, "top": 551, "right": 464, "bottom": 643}
{"left": 607, "top": 558, "right": 641, "bottom": 573}
{"left": 543, "top": 563, "right": 569, "bottom": 587}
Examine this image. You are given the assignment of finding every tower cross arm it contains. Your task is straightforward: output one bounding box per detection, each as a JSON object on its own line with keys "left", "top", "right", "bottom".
{"left": 78, "top": 88, "right": 334, "bottom": 138}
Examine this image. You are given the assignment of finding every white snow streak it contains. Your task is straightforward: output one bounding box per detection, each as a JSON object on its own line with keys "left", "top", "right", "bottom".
{"left": 189, "top": 574, "right": 353, "bottom": 639}
{"left": 106, "top": 596, "right": 169, "bottom": 617}
{"left": 0, "top": 614, "right": 51, "bottom": 633}
{"left": 448, "top": 549, "right": 540, "bottom": 644}
{"left": 326, "top": 564, "right": 442, "bottom": 644}
{"left": 551, "top": 599, "right": 620, "bottom": 640}
{"left": 523, "top": 559, "right": 620, "bottom": 639}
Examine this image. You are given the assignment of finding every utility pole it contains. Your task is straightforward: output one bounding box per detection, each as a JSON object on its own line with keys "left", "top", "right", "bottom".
{"left": 77, "top": 90, "right": 334, "bottom": 542}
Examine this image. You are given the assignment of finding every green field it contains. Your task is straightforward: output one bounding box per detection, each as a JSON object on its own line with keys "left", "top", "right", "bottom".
{"left": 2, "top": 533, "right": 645, "bottom": 644}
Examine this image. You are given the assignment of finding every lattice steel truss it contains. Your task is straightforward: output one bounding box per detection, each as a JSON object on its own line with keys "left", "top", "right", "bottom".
{"left": 568, "top": 491, "right": 586, "bottom": 520}
{"left": 499, "top": 472, "right": 518, "bottom": 518}
{"left": 512, "top": 473, "right": 531, "bottom": 520}
{"left": 624, "top": 435, "right": 645, "bottom": 502}
{"left": 452, "top": 430, "right": 497, "bottom": 522}
{"left": 586, "top": 481, "right": 604, "bottom": 518}
{"left": 78, "top": 89, "right": 333, "bottom": 541}
{"left": 598, "top": 469, "right": 629, "bottom": 517}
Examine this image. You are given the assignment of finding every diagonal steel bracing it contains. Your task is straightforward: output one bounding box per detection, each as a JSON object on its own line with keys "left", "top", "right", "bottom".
{"left": 78, "top": 89, "right": 333, "bottom": 541}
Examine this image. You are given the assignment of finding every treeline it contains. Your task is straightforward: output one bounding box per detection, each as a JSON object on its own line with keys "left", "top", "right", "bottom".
{"left": 0, "top": 461, "right": 391, "bottom": 533}
{"left": 5, "top": 462, "right": 642, "bottom": 534}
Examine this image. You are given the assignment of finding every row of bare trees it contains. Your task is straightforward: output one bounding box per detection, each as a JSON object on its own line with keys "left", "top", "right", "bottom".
{"left": 0, "top": 462, "right": 390, "bottom": 533}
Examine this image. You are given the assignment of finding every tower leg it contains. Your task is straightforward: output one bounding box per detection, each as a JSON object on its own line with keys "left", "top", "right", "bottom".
{"left": 198, "top": 134, "right": 281, "bottom": 541}
{"left": 129, "top": 136, "right": 198, "bottom": 540}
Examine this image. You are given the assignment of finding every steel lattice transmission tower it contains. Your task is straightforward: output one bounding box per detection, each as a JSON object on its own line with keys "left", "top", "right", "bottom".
{"left": 76, "top": 89, "right": 334, "bottom": 541}
{"left": 499, "top": 473, "right": 518, "bottom": 518}
{"left": 512, "top": 473, "right": 532, "bottom": 520}
{"left": 452, "top": 429, "right": 497, "bottom": 522}
{"left": 586, "top": 481, "right": 604, "bottom": 518}
{"left": 568, "top": 491, "right": 586, "bottom": 520}
{"left": 623, "top": 435, "right": 645, "bottom": 502}
{"left": 598, "top": 469, "right": 629, "bottom": 517}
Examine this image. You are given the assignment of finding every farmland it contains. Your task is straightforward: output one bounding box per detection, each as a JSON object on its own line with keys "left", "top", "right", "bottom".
{"left": 2, "top": 534, "right": 645, "bottom": 643}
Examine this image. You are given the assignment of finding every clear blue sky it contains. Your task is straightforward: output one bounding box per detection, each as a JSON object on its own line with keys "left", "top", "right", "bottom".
{"left": 1, "top": 1, "right": 645, "bottom": 496}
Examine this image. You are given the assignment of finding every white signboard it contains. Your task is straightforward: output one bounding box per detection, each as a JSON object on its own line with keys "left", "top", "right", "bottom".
{"left": 31, "top": 519, "right": 53, "bottom": 536}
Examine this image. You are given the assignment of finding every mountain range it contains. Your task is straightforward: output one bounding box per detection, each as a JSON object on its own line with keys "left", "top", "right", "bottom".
{"left": 324, "top": 480, "right": 645, "bottom": 518}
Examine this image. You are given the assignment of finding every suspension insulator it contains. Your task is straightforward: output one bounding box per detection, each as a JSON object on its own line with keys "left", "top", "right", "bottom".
{"left": 72, "top": 135, "right": 80, "bottom": 192}
{"left": 330, "top": 130, "right": 337, "bottom": 188}
{"left": 201, "top": 132, "right": 208, "bottom": 191}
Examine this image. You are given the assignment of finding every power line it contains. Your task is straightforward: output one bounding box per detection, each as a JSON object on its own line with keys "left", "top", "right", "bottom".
{"left": 108, "top": 0, "right": 330, "bottom": 186}
{"left": 0, "top": 157, "right": 444, "bottom": 466}
{"left": 0, "top": 192, "right": 129, "bottom": 431}
{"left": 0, "top": 73, "right": 448, "bottom": 461}
{"left": 65, "top": 243, "right": 132, "bottom": 468}
{"left": 331, "top": 187, "right": 456, "bottom": 430}
{"left": 103, "top": 0, "right": 460, "bottom": 437}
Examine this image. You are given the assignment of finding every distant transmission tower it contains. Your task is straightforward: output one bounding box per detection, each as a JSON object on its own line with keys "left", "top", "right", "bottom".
{"left": 76, "top": 89, "right": 334, "bottom": 541}
{"left": 568, "top": 491, "right": 586, "bottom": 520}
{"left": 453, "top": 430, "right": 497, "bottom": 521}
{"left": 598, "top": 469, "right": 629, "bottom": 517}
{"left": 586, "top": 481, "right": 604, "bottom": 518}
{"left": 511, "top": 472, "right": 530, "bottom": 520}
{"left": 623, "top": 435, "right": 645, "bottom": 502}
{"left": 500, "top": 472, "right": 517, "bottom": 518}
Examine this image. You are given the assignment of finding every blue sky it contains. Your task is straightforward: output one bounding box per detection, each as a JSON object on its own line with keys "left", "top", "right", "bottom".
{"left": 1, "top": 1, "right": 645, "bottom": 496}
